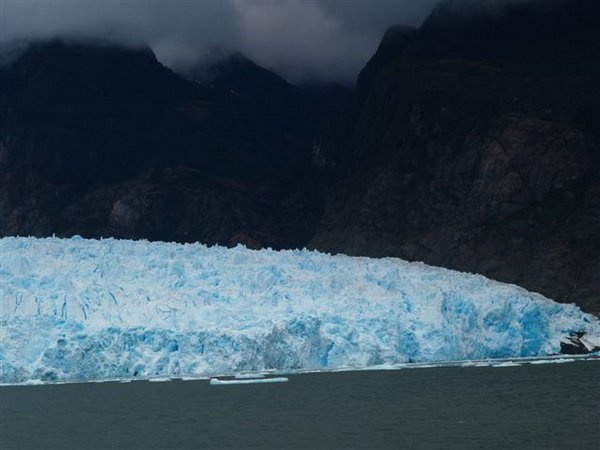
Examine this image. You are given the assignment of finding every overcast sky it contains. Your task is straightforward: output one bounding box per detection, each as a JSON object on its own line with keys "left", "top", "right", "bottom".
{"left": 1, "top": 0, "right": 440, "bottom": 83}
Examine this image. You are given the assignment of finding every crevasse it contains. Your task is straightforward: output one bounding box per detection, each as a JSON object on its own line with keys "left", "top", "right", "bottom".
{"left": 1, "top": 236, "right": 598, "bottom": 383}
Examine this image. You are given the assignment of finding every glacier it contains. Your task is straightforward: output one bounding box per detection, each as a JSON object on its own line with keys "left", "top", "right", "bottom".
{"left": 1, "top": 236, "right": 598, "bottom": 384}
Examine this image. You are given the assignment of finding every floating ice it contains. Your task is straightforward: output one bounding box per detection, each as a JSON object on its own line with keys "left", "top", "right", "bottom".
{"left": 210, "top": 377, "right": 288, "bottom": 385}
{"left": 529, "top": 358, "right": 576, "bottom": 365}
{"left": 491, "top": 361, "right": 521, "bottom": 368}
{"left": 235, "top": 373, "right": 266, "bottom": 379}
{"left": 1, "top": 236, "right": 598, "bottom": 384}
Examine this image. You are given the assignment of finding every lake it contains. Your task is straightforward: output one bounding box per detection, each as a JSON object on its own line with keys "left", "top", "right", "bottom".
{"left": 1, "top": 359, "right": 598, "bottom": 449}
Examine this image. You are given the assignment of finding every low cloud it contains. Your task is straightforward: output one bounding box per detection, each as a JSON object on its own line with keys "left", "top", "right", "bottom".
{"left": 1, "top": 0, "right": 437, "bottom": 82}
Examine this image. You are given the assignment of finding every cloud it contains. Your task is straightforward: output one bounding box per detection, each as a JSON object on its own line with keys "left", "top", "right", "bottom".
{"left": 1, "top": 0, "right": 437, "bottom": 82}
{"left": 233, "top": 0, "right": 373, "bottom": 83}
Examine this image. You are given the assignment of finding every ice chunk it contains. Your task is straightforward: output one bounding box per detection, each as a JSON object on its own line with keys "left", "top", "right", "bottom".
{"left": 580, "top": 335, "right": 600, "bottom": 351}
{"left": 234, "top": 373, "right": 267, "bottom": 379}
{"left": 492, "top": 361, "right": 521, "bottom": 368}
{"left": 529, "top": 358, "right": 576, "bottom": 365}
{"left": 1, "top": 236, "right": 599, "bottom": 384}
{"left": 210, "top": 377, "right": 289, "bottom": 385}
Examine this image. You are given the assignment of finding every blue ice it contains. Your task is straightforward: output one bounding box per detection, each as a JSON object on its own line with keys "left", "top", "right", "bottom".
{"left": 1, "top": 236, "right": 598, "bottom": 384}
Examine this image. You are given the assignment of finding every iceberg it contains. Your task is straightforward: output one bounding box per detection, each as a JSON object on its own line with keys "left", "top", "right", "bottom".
{"left": 210, "top": 377, "right": 288, "bottom": 385}
{"left": 1, "top": 236, "right": 598, "bottom": 384}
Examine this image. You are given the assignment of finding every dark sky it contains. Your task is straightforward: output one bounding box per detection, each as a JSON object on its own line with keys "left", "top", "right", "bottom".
{"left": 1, "top": 0, "right": 440, "bottom": 82}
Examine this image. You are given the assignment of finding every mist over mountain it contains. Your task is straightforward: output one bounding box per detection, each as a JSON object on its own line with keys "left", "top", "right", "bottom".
{"left": 1, "top": 0, "right": 599, "bottom": 313}
{"left": 1, "top": 0, "right": 435, "bottom": 83}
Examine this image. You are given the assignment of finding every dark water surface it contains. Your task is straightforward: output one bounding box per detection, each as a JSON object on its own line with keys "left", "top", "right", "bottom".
{"left": 1, "top": 361, "right": 599, "bottom": 449}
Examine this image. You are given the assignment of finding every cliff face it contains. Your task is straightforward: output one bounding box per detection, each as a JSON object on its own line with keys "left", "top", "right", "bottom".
{"left": 310, "top": 0, "right": 600, "bottom": 314}
{"left": 0, "top": 41, "right": 328, "bottom": 249}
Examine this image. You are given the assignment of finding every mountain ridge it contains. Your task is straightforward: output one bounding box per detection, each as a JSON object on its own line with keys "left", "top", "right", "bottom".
{"left": 1, "top": 0, "right": 599, "bottom": 313}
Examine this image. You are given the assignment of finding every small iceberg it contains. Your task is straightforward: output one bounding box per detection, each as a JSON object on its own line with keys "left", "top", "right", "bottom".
{"left": 529, "top": 358, "right": 575, "bottom": 365}
{"left": 147, "top": 377, "right": 172, "bottom": 382}
{"left": 492, "top": 361, "right": 522, "bottom": 368}
{"left": 234, "top": 373, "right": 267, "bottom": 379}
{"left": 210, "top": 377, "right": 289, "bottom": 386}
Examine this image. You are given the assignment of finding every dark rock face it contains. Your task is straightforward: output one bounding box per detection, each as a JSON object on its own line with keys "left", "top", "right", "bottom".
{"left": 0, "top": 41, "right": 317, "bottom": 182}
{"left": 0, "top": 41, "right": 330, "bottom": 250}
{"left": 355, "top": 25, "right": 417, "bottom": 106}
{"left": 0, "top": 164, "right": 321, "bottom": 250}
{"left": 0, "top": 41, "right": 189, "bottom": 184}
{"left": 560, "top": 332, "right": 600, "bottom": 355}
{"left": 310, "top": 0, "right": 600, "bottom": 314}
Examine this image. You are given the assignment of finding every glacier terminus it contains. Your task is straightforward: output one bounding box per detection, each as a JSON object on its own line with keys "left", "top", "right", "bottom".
{"left": 1, "top": 236, "right": 598, "bottom": 384}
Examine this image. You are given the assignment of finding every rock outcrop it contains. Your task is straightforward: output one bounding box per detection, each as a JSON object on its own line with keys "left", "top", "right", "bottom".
{"left": 310, "top": 0, "right": 600, "bottom": 314}
{"left": 0, "top": 41, "right": 328, "bottom": 250}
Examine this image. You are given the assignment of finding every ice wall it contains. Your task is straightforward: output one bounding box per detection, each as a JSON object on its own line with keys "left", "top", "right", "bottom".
{"left": 1, "top": 236, "right": 598, "bottom": 383}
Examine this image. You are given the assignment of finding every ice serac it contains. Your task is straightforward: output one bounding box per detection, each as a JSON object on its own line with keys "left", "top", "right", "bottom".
{"left": 1, "top": 236, "right": 598, "bottom": 384}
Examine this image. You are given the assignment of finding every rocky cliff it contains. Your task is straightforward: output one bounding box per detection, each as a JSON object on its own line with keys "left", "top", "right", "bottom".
{"left": 310, "top": 0, "right": 600, "bottom": 314}
{"left": 0, "top": 41, "right": 328, "bottom": 249}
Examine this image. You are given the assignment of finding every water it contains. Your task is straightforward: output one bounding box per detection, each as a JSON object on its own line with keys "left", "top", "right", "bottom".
{"left": 1, "top": 361, "right": 598, "bottom": 449}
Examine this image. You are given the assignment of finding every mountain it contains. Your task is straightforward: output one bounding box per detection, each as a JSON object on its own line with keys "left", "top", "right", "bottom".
{"left": 1, "top": 0, "right": 599, "bottom": 314}
{"left": 0, "top": 41, "right": 329, "bottom": 249}
{"left": 196, "top": 52, "right": 293, "bottom": 94}
{"left": 310, "top": 0, "right": 600, "bottom": 314}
